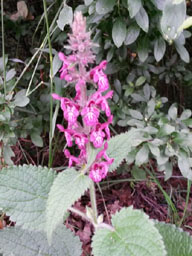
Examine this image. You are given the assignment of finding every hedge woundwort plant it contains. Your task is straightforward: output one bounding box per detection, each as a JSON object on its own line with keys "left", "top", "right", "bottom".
{"left": 0, "top": 10, "right": 192, "bottom": 256}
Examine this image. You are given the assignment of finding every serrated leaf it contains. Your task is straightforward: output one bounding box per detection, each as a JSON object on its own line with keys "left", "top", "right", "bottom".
{"left": 46, "top": 168, "right": 91, "bottom": 241}
{"left": 92, "top": 207, "right": 166, "bottom": 256}
{"left": 127, "top": 0, "right": 142, "bottom": 18}
{"left": 57, "top": 5, "right": 73, "bottom": 31}
{"left": 135, "top": 7, "right": 149, "bottom": 32}
{"left": 154, "top": 38, "right": 166, "bottom": 62}
{"left": 0, "top": 225, "right": 82, "bottom": 256}
{"left": 107, "top": 129, "right": 147, "bottom": 172}
{"left": 0, "top": 165, "right": 56, "bottom": 231}
{"left": 124, "top": 24, "right": 140, "bottom": 45}
{"left": 135, "top": 144, "right": 149, "bottom": 166}
{"left": 155, "top": 222, "right": 192, "bottom": 256}
{"left": 112, "top": 18, "right": 126, "bottom": 48}
{"left": 96, "top": 0, "right": 116, "bottom": 14}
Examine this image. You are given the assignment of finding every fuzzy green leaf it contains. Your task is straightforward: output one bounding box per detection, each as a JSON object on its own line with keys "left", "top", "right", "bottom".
{"left": 107, "top": 129, "right": 148, "bottom": 172}
{"left": 0, "top": 165, "right": 56, "bottom": 231}
{"left": 0, "top": 225, "right": 82, "bottom": 256}
{"left": 92, "top": 207, "right": 166, "bottom": 256}
{"left": 46, "top": 168, "right": 91, "bottom": 242}
{"left": 155, "top": 222, "right": 192, "bottom": 255}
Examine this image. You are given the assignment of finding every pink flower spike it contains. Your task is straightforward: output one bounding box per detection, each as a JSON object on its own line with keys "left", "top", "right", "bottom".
{"left": 52, "top": 93, "right": 62, "bottom": 100}
{"left": 74, "top": 133, "right": 88, "bottom": 149}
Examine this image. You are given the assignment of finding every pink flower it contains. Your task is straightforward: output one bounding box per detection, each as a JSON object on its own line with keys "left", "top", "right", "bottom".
{"left": 57, "top": 125, "right": 73, "bottom": 147}
{"left": 64, "top": 149, "right": 81, "bottom": 167}
{"left": 60, "top": 99, "right": 79, "bottom": 125}
{"left": 96, "top": 142, "right": 114, "bottom": 165}
{"left": 74, "top": 133, "right": 88, "bottom": 149}
{"left": 90, "top": 129, "right": 105, "bottom": 148}
{"left": 81, "top": 105, "right": 100, "bottom": 126}
{"left": 89, "top": 161, "right": 108, "bottom": 182}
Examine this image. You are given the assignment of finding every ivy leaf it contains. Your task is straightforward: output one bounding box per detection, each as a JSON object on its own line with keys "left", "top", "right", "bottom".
{"left": 154, "top": 38, "right": 166, "bottom": 62}
{"left": 124, "top": 24, "right": 140, "bottom": 45}
{"left": 57, "top": 5, "right": 73, "bottom": 31}
{"left": 0, "top": 165, "right": 56, "bottom": 231}
{"left": 96, "top": 0, "right": 116, "bottom": 15}
{"left": 112, "top": 18, "right": 126, "bottom": 48}
{"left": 129, "top": 109, "right": 143, "bottom": 120}
{"left": 46, "top": 168, "right": 91, "bottom": 242}
{"left": 107, "top": 129, "right": 148, "bottom": 172}
{"left": 0, "top": 225, "right": 82, "bottom": 256}
{"left": 92, "top": 207, "right": 166, "bottom": 256}
{"left": 155, "top": 222, "right": 192, "bottom": 256}
{"left": 127, "top": 0, "right": 142, "bottom": 18}
{"left": 3, "top": 145, "right": 15, "bottom": 165}
{"left": 135, "top": 7, "right": 149, "bottom": 33}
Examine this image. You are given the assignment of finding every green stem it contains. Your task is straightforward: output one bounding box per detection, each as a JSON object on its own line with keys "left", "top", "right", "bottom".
{"left": 179, "top": 179, "right": 191, "bottom": 227}
{"left": 90, "top": 181, "right": 98, "bottom": 223}
{"left": 42, "top": 0, "right": 54, "bottom": 168}
{"left": 1, "top": 0, "right": 6, "bottom": 95}
{"left": 144, "top": 164, "right": 179, "bottom": 222}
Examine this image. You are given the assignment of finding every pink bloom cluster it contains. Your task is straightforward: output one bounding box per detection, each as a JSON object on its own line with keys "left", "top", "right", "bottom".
{"left": 52, "top": 12, "right": 114, "bottom": 183}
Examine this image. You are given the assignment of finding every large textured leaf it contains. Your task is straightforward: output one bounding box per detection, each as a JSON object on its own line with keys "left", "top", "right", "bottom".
{"left": 0, "top": 225, "right": 82, "bottom": 256}
{"left": 92, "top": 207, "right": 166, "bottom": 256}
{"left": 96, "top": 0, "right": 116, "bottom": 15}
{"left": 155, "top": 222, "right": 192, "bottom": 255}
{"left": 0, "top": 165, "right": 56, "bottom": 231}
{"left": 46, "top": 168, "right": 91, "bottom": 241}
{"left": 107, "top": 129, "right": 148, "bottom": 172}
{"left": 112, "top": 18, "right": 126, "bottom": 48}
